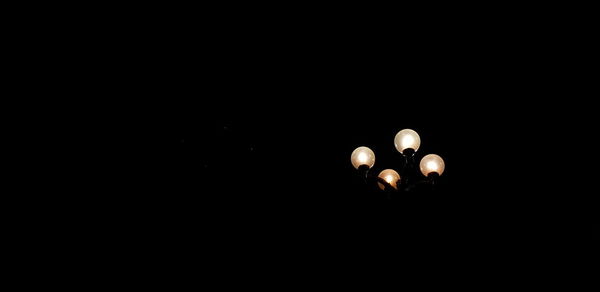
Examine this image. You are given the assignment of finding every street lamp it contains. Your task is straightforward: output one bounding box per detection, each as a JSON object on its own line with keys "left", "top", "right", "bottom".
{"left": 351, "top": 129, "right": 445, "bottom": 192}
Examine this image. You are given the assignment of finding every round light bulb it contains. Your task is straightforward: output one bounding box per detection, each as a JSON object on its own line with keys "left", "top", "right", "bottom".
{"left": 377, "top": 169, "right": 400, "bottom": 190}
{"left": 419, "top": 154, "right": 445, "bottom": 177}
{"left": 394, "top": 129, "right": 421, "bottom": 154}
{"left": 351, "top": 146, "right": 375, "bottom": 169}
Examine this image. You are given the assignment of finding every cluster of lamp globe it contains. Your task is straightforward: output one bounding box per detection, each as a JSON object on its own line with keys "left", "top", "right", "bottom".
{"left": 350, "top": 129, "right": 445, "bottom": 191}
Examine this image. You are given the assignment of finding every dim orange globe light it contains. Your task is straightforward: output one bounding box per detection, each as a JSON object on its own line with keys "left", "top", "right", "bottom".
{"left": 377, "top": 169, "right": 400, "bottom": 190}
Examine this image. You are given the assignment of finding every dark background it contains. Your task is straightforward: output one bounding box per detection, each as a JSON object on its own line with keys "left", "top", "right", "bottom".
{"left": 97, "top": 7, "right": 596, "bottom": 265}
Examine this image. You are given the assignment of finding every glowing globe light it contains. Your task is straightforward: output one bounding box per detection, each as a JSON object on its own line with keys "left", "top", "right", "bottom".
{"left": 394, "top": 129, "right": 421, "bottom": 154}
{"left": 377, "top": 169, "right": 400, "bottom": 190}
{"left": 350, "top": 146, "right": 375, "bottom": 170}
{"left": 419, "top": 154, "right": 445, "bottom": 177}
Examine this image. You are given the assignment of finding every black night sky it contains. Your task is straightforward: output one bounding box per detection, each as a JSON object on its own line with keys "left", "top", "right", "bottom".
{"left": 114, "top": 9, "right": 596, "bottom": 265}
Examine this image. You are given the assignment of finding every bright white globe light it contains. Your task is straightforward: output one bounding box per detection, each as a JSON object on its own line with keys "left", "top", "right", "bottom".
{"left": 419, "top": 154, "right": 445, "bottom": 176}
{"left": 351, "top": 146, "right": 375, "bottom": 169}
{"left": 394, "top": 129, "right": 421, "bottom": 154}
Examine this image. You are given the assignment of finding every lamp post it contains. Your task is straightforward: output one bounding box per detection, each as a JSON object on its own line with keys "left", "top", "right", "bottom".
{"left": 351, "top": 129, "right": 445, "bottom": 193}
